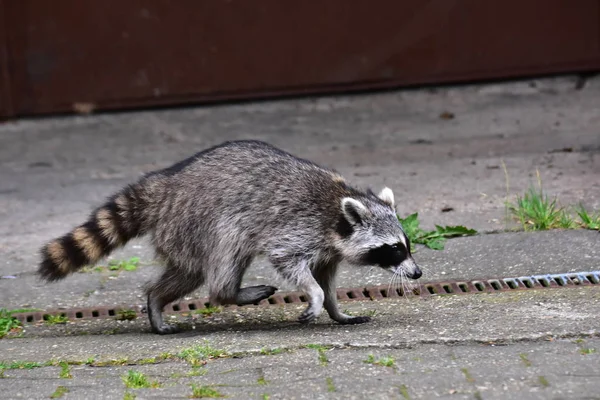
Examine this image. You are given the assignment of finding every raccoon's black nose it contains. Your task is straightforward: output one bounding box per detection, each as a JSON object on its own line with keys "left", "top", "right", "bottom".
{"left": 411, "top": 268, "right": 422, "bottom": 280}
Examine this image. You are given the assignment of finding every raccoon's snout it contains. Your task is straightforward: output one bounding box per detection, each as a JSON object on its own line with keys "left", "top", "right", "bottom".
{"left": 409, "top": 266, "right": 422, "bottom": 280}
{"left": 393, "top": 257, "right": 422, "bottom": 280}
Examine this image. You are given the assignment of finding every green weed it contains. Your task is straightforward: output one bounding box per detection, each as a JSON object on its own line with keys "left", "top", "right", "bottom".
{"left": 538, "top": 376, "right": 550, "bottom": 387}
{"left": 398, "top": 213, "right": 477, "bottom": 251}
{"left": 576, "top": 205, "right": 600, "bottom": 230}
{"left": 579, "top": 348, "right": 596, "bottom": 355}
{"left": 81, "top": 257, "right": 141, "bottom": 274}
{"left": 189, "top": 384, "right": 225, "bottom": 398}
{"left": 50, "top": 385, "right": 69, "bottom": 398}
{"left": 177, "top": 341, "right": 229, "bottom": 366}
{"left": 519, "top": 353, "right": 532, "bottom": 367}
{"left": 0, "top": 308, "right": 22, "bottom": 338}
{"left": 259, "top": 347, "right": 286, "bottom": 356}
{"left": 398, "top": 384, "right": 411, "bottom": 399}
{"left": 121, "top": 370, "right": 160, "bottom": 389}
{"left": 508, "top": 184, "right": 571, "bottom": 231}
{"left": 305, "top": 344, "right": 330, "bottom": 366}
{"left": 0, "top": 361, "right": 42, "bottom": 370}
{"left": 326, "top": 377, "right": 336, "bottom": 392}
{"left": 109, "top": 257, "right": 140, "bottom": 271}
{"left": 364, "top": 354, "right": 395, "bottom": 368}
{"left": 194, "top": 305, "right": 222, "bottom": 317}
{"left": 461, "top": 368, "right": 475, "bottom": 383}
{"left": 123, "top": 392, "right": 137, "bottom": 400}
{"left": 44, "top": 314, "right": 68, "bottom": 325}
{"left": 116, "top": 309, "right": 137, "bottom": 321}
{"left": 59, "top": 361, "right": 72, "bottom": 379}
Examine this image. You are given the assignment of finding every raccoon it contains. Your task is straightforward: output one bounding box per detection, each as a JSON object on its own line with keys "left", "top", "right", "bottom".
{"left": 38, "top": 140, "right": 421, "bottom": 334}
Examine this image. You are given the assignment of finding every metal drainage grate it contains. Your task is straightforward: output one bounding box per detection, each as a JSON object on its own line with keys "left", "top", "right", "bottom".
{"left": 12, "top": 270, "right": 600, "bottom": 324}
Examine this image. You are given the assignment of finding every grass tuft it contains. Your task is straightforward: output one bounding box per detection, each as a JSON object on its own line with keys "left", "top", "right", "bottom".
{"left": 0, "top": 308, "right": 22, "bottom": 338}
{"left": 576, "top": 205, "right": 600, "bottom": 230}
{"left": 121, "top": 370, "right": 160, "bottom": 389}
{"left": 50, "top": 385, "right": 69, "bottom": 398}
{"left": 194, "top": 305, "right": 222, "bottom": 317}
{"left": 177, "top": 341, "right": 229, "bottom": 366}
{"left": 364, "top": 354, "right": 396, "bottom": 368}
{"left": 58, "top": 361, "right": 72, "bottom": 379}
{"left": 115, "top": 309, "right": 137, "bottom": 321}
{"left": 508, "top": 183, "right": 570, "bottom": 231}
{"left": 44, "top": 314, "right": 68, "bottom": 325}
{"left": 189, "top": 384, "right": 225, "bottom": 398}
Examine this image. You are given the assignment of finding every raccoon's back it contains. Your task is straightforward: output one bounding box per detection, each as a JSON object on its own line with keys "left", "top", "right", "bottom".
{"left": 152, "top": 140, "right": 351, "bottom": 246}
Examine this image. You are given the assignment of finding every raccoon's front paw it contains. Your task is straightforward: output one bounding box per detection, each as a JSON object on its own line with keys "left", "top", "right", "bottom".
{"left": 298, "top": 308, "right": 319, "bottom": 324}
{"left": 339, "top": 316, "right": 372, "bottom": 325}
{"left": 152, "top": 323, "right": 181, "bottom": 335}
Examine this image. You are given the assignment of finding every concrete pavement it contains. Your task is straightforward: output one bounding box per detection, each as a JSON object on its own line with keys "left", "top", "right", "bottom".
{"left": 0, "top": 74, "right": 599, "bottom": 399}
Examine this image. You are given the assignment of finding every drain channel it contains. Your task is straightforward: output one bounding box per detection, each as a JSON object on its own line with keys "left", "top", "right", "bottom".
{"left": 13, "top": 270, "right": 600, "bottom": 324}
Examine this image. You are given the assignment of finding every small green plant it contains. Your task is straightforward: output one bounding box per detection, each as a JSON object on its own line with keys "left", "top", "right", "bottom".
{"left": 0, "top": 361, "right": 42, "bottom": 370}
{"left": 398, "top": 384, "right": 411, "bottom": 399}
{"left": 364, "top": 354, "right": 395, "bottom": 368}
{"left": 190, "top": 384, "right": 225, "bottom": 398}
{"left": 194, "top": 305, "right": 222, "bottom": 317}
{"left": 576, "top": 205, "right": 600, "bottom": 230}
{"left": 116, "top": 309, "right": 137, "bottom": 321}
{"left": 538, "top": 376, "right": 550, "bottom": 387}
{"left": 326, "top": 377, "right": 336, "bottom": 392}
{"left": 519, "top": 353, "right": 532, "bottom": 367}
{"left": 123, "top": 391, "right": 136, "bottom": 400}
{"left": 257, "top": 375, "right": 268, "bottom": 385}
{"left": 44, "top": 314, "right": 68, "bottom": 325}
{"left": 579, "top": 348, "right": 596, "bottom": 355}
{"left": 460, "top": 368, "right": 475, "bottom": 383}
{"left": 109, "top": 257, "right": 140, "bottom": 271}
{"left": 0, "top": 308, "right": 22, "bottom": 338}
{"left": 58, "top": 361, "right": 72, "bottom": 379}
{"left": 50, "top": 385, "right": 69, "bottom": 398}
{"left": 138, "top": 357, "right": 158, "bottom": 365}
{"left": 305, "top": 344, "right": 330, "bottom": 366}
{"left": 81, "top": 257, "right": 141, "bottom": 274}
{"left": 261, "top": 395, "right": 270, "bottom": 400}
{"left": 121, "top": 370, "right": 160, "bottom": 389}
{"left": 398, "top": 213, "right": 477, "bottom": 250}
{"left": 260, "top": 347, "right": 286, "bottom": 356}
{"left": 177, "top": 341, "right": 228, "bottom": 366}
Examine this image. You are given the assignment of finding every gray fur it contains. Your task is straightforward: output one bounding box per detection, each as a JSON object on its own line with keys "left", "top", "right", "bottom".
{"left": 40, "top": 140, "right": 421, "bottom": 334}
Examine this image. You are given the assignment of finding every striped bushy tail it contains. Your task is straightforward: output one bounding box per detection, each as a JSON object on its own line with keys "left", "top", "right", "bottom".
{"left": 39, "top": 182, "right": 153, "bottom": 281}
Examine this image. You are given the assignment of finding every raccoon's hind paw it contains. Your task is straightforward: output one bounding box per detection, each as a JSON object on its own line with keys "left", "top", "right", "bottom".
{"left": 339, "top": 316, "right": 372, "bottom": 325}
{"left": 152, "top": 323, "right": 181, "bottom": 335}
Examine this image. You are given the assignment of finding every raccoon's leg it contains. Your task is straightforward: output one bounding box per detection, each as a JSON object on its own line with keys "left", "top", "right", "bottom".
{"left": 209, "top": 254, "right": 278, "bottom": 306}
{"left": 273, "top": 259, "right": 325, "bottom": 324}
{"left": 146, "top": 266, "right": 204, "bottom": 335}
{"left": 314, "top": 262, "right": 371, "bottom": 325}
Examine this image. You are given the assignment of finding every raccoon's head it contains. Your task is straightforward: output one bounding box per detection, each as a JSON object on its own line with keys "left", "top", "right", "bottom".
{"left": 336, "top": 187, "right": 422, "bottom": 280}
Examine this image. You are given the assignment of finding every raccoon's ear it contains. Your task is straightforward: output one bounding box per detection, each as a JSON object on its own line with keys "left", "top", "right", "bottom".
{"left": 341, "top": 197, "right": 369, "bottom": 226}
{"left": 378, "top": 187, "right": 395, "bottom": 207}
